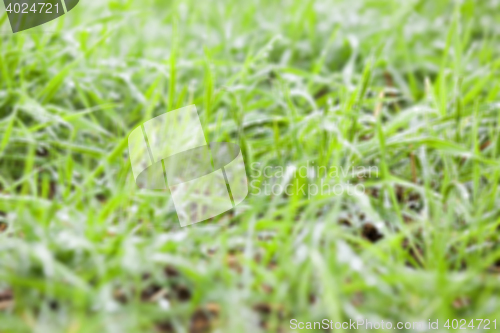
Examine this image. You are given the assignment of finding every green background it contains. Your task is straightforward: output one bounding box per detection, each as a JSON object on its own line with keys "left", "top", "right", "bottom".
{"left": 0, "top": 0, "right": 500, "bottom": 332}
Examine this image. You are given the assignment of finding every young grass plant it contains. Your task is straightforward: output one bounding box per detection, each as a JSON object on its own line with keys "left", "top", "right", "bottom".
{"left": 0, "top": 0, "right": 500, "bottom": 332}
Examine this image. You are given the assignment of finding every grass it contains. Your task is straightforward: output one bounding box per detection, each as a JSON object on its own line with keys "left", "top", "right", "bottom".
{"left": 1, "top": 0, "right": 500, "bottom": 331}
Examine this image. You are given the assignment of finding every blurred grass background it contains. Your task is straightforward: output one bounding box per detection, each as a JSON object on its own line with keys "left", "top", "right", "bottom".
{"left": 1, "top": 0, "right": 500, "bottom": 332}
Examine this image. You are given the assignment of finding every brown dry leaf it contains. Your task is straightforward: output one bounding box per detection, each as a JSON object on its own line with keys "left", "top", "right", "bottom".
{"left": 253, "top": 302, "right": 272, "bottom": 315}
{"left": 489, "top": 260, "right": 500, "bottom": 273}
{"left": 351, "top": 292, "right": 364, "bottom": 307}
{"left": 226, "top": 254, "right": 242, "bottom": 273}
{"left": 206, "top": 247, "right": 217, "bottom": 256}
{"left": 261, "top": 284, "right": 273, "bottom": 294}
{"left": 362, "top": 223, "right": 383, "bottom": 243}
{"left": 453, "top": 297, "right": 470, "bottom": 309}
{"left": 164, "top": 265, "right": 180, "bottom": 278}
{"left": 174, "top": 285, "right": 191, "bottom": 302}
{"left": 205, "top": 302, "right": 220, "bottom": 317}
{"left": 113, "top": 288, "right": 128, "bottom": 304}
{"left": 253, "top": 303, "right": 285, "bottom": 330}
{"left": 141, "top": 284, "right": 163, "bottom": 302}
{"left": 0, "top": 289, "right": 13, "bottom": 310}
{"left": 190, "top": 307, "right": 216, "bottom": 333}
{"left": 155, "top": 320, "right": 174, "bottom": 333}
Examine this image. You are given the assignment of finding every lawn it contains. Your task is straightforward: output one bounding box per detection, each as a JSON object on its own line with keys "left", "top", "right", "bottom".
{"left": 1, "top": 0, "right": 500, "bottom": 332}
